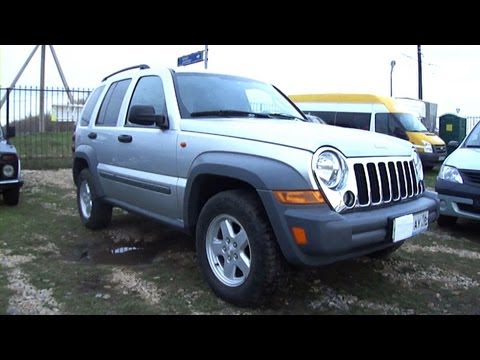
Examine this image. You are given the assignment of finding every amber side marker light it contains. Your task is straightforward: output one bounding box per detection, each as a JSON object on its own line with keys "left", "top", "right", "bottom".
{"left": 291, "top": 227, "right": 308, "bottom": 245}
{"left": 1, "top": 154, "right": 17, "bottom": 161}
{"left": 274, "top": 190, "right": 325, "bottom": 205}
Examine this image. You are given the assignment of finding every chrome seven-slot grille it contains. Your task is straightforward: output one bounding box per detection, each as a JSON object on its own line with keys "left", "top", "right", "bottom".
{"left": 353, "top": 159, "right": 423, "bottom": 207}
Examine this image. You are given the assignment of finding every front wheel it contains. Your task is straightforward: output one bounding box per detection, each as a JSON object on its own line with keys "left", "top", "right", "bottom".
{"left": 196, "top": 189, "right": 284, "bottom": 307}
{"left": 77, "top": 169, "right": 112, "bottom": 230}
{"left": 3, "top": 188, "right": 20, "bottom": 206}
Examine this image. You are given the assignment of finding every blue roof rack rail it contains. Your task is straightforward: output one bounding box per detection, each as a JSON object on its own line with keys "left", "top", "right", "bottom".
{"left": 102, "top": 64, "right": 150, "bottom": 82}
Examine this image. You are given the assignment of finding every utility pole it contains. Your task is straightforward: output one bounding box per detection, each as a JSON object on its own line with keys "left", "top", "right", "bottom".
{"left": 417, "top": 45, "right": 423, "bottom": 100}
{"left": 0, "top": 45, "right": 74, "bottom": 133}
{"left": 39, "top": 45, "right": 46, "bottom": 132}
{"left": 390, "top": 60, "right": 396, "bottom": 97}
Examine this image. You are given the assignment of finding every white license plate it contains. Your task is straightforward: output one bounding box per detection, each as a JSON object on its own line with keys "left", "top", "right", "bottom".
{"left": 392, "top": 211, "right": 429, "bottom": 242}
{"left": 439, "top": 156, "right": 445, "bottom": 161}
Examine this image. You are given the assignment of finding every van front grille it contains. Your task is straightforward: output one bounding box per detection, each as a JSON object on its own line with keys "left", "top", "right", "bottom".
{"left": 353, "top": 158, "right": 423, "bottom": 207}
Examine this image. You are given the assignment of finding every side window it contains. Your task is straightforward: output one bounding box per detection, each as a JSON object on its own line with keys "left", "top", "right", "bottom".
{"left": 375, "top": 113, "right": 405, "bottom": 138}
{"left": 307, "top": 111, "right": 336, "bottom": 125}
{"left": 375, "top": 113, "right": 389, "bottom": 135}
{"left": 335, "top": 112, "right": 370, "bottom": 130}
{"left": 126, "top": 76, "right": 167, "bottom": 127}
{"left": 80, "top": 85, "right": 104, "bottom": 126}
{"left": 96, "top": 79, "right": 131, "bottom": 127}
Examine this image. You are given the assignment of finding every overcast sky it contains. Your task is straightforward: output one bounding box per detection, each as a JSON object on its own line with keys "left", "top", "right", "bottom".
{"left": 1, "top": 45, "right": 479, "bottom": 117}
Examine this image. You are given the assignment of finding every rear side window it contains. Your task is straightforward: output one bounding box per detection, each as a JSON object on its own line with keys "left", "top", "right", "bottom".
{"left": 335, "top": 112, "right": 370, "bottom": 130}
{"left": 96, "top": 79, "right": 131, "bottom": 127}
{"left": 80, "top": 85, "right": 104, "bottom": 126}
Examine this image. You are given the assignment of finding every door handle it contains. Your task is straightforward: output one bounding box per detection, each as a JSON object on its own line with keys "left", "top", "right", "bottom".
{"left": 118, "top": 134, "right": 133, "bottom": 143}
{"left": 88, "top": 132, "right": 97, "bottom": 139}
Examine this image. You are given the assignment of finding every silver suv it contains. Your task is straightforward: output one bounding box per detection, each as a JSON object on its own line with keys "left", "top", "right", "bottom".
{"left": 73, "top": 65, "right": 439, "bottom": 307}
{"left": 0, "top": 124, "right": 22, "bottom": 206}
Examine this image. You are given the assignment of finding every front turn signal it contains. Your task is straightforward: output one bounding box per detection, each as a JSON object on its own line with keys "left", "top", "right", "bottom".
{"left": 274, "top": 190, "right": 325, "bottom": 205}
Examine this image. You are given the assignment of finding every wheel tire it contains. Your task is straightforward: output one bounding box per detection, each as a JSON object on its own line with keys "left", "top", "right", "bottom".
{"left": 437, "top": 214, "right": 457, "bottom": 227}
{"left": 196, "top": 189, "right": 284, "bottom": 307}
{"left": 367, "top": 243, "right": 403, "bottom": 259}
{"left": 77, "top": 168, "right": 112, "bottom": 230}
{"left": 3, "top": 188, "right": 20, "bottom": 206}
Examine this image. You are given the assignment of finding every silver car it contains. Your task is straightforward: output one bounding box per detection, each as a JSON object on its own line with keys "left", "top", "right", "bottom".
{"left": 435, "top": 120, "right": 480, "bottom": 226}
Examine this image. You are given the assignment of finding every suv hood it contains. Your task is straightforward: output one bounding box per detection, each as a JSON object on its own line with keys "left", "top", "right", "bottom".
{"left": 181, "top": 119, "right": 413, "bottom": 157}
{"left": 445, "top": 148, "right": 480, "bottom": 170}
{"left": 0, "top": 139, "right": 17, "bottom": 154}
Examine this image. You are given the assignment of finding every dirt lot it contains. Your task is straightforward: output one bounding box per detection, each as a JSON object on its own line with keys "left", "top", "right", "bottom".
{"left": 1, "top": 169, "right": 479, "bottom": 315}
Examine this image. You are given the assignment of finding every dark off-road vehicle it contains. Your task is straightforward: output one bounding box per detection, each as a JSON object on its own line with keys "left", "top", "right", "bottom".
{"left": 0, "top": 124, "right": 22, "bottom": 206}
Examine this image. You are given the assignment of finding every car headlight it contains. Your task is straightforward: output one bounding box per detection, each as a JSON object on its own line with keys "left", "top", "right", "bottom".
{"left": 413, "top": 150, "right": 424, "bottom": 181}
{"left": 313, "top": 150, "right": 347, "bottom": 189}
{"left": 422, "top": 140, "right": 433, "bottom": 153}
{"left": 437, "top": 164, "right": 463, "bottom": 184}
{"left": 2, "top": 164, "right": 14, "bottom": 178}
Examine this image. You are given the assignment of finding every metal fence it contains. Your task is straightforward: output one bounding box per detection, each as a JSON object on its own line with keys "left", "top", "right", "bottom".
{"left": 1, "top": 86, "right": 480, "bottom": 170}
{"left": 0, "top": 86, "right": 92, "bottom": 169}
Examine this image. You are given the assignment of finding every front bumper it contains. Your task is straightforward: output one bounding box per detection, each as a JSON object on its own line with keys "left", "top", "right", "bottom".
{"left": 0, "top": 179, "right": 23, "bottom": 192}
{"left": 258, "top": 190, "right": 439, "bottom": 266}
{"left": 419, "top": 152, "right": 446, "bottom": 167}
{"left": 436, "top": 178, "right": 480, "bottom": 221}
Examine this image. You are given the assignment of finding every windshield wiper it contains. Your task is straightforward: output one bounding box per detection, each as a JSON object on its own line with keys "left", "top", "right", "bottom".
{"left": 465, "top": 144, "right": 480, "bottom": 148}
{"left": 190, "top": 110, "right": 271, "bottom": 118}
{"left": 266, "top": 113, "right": 306, "bottom": 121}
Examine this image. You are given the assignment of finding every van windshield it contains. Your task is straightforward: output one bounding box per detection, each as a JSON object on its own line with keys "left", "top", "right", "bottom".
{"left": 174, "top": 72, "right": 306, "bottom": 121}
{"left": 394, "top": 113, "right": 428, "bottom": 132}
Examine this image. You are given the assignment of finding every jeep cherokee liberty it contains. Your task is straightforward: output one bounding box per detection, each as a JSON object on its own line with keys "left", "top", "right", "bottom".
{"left": 72, "top": 64, "right": 439, "bottom": 307}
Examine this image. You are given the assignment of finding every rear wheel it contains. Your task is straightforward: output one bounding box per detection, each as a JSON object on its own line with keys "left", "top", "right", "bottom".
{"left": 196, "top": 189, "right": 284, "bottom": 307}
{"left": 77, "top": 169, "right": 112, "bottom": 230}
{"left": 437, "top": 214, "right": 457, "bottom": 227}
{"left": 3, "top": 188, "right": 20, "bottom": 206}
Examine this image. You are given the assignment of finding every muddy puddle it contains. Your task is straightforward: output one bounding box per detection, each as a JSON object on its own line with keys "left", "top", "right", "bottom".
{"left": 79, "top": 241, "right": 165, "bottom": 265}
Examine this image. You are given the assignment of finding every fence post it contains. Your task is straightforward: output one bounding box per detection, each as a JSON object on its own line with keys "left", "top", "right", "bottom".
{"left": 6, "top": 88, "right": 10, "bottom": 132}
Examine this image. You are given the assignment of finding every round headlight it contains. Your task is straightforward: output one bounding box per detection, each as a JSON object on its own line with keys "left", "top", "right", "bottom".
{"left": 2, "top": 164, "right": 14, "bottom": 178}
{"left": 315, "top": 151, "right": 345, "bottom": 189}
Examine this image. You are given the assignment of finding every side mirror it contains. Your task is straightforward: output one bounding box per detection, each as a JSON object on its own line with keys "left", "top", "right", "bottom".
{"left": 447, "top": 140, "right": 460, "bottom": 150}
{"left": 128, "top": 105, "right": 169, "bottom": 129}
{"left": 6, "top": 126, "right": 16, "bottom": 138}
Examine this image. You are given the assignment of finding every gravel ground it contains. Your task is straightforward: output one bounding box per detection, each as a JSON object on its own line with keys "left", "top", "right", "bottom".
{"left": 2, "top": 169, "right": 479, "bottom": 314}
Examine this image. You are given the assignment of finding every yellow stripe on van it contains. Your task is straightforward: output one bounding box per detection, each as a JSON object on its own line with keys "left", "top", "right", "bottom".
{"left": 289, "top": 93, "right": 398, "bottom": 113}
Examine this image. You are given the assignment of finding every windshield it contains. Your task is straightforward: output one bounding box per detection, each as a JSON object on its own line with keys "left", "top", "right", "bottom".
{"left": 0, "top": 125, "right": 3, "bottom": 139}
{"left": 464, "top": 121, "right": 480, "bottom": 147}
{"left": 394, "top": 113, "right": 428, "bottom": 132}
{"left": 174, "top": 72, "right": 305, "bottom": 121}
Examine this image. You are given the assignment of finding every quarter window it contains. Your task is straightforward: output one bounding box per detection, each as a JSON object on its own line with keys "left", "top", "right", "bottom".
{"left": 80, "top": 85, "right": 105, "bottom": 126}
